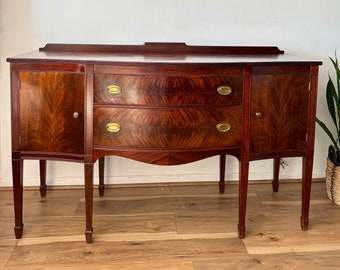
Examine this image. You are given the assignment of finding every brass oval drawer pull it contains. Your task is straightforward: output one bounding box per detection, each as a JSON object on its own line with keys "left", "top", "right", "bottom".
{"left": 216, "top": 123, "right": 231, "bottom": 132}
{"left": 255, "top": 112, "right": 262, "bottom": 118}
{"left": 107, "top": 85, "right": 122, "bottom": 95}
{"left": 217, "top": 85, "right": 232, "bottom": 96}
{"left": 106, "top": 122, "right": 121, "bottom": 133}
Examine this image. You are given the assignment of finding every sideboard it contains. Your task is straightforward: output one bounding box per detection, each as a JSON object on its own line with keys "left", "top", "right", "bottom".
{"left": 7, "top": 43, "right": 322, "bottom": 243}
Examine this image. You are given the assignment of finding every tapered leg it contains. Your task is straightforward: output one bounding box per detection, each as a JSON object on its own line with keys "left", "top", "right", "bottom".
{"left": 300, "top": 156, "right": 313, "bottom": 230}
{"left": 219, "top": 155, "right": 226, "bottom": 194}
{"left": 238, "top": 160, "right": 249, "bottom": 239}
{"left": 12, "top": 158, "right": 24, "bottom": 239}
{"left": 272, "top": 158, "right": 280, "bottom": 192}
{"left": 98, "top": 157, "right": 105, "bottom": 197}
{"left": 39, "top": 160, "right": 47, "bottom": 197}
{"left": 84, "top": 163, "right": 94, "bottom": 244}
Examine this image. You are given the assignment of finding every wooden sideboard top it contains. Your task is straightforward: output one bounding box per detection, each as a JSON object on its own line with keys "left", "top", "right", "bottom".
{"left": 7, "top": 43, "right": 322, "bottom": 66}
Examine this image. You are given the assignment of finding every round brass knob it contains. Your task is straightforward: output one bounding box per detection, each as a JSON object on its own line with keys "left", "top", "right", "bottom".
{"left": 255, "top": 112, "right": 262, "bottom": 118}
{"left": 107, "top": 85, "right": 122, "bottom": 95}
{"left": 217, "top": 86, "right": 232, "bottom": 96}
{"left": 73, "top": 112, "right": 79, "bottom": 119}
{"left": 216, "top": 123, "right": 231, "bottom": 132}
{"left": 106, "top": 122, "right": 121, "bottom": 133}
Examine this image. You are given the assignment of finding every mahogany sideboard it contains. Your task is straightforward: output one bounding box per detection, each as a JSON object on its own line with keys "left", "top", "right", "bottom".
{"left": 7, "top": 43, "right": 322, "bottom": 243}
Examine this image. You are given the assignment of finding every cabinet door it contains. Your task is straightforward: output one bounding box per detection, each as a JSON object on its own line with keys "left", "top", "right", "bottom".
{"left": 19, "top": 72, "right": 84, "bottom": 154}
{"left": 250, "top": 66, "right": 310, "bottom": 154}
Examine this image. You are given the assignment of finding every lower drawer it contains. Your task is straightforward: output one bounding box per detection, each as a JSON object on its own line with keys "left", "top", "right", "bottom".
{"left": 93, "top": 107, "right": 242, "bottom": 149}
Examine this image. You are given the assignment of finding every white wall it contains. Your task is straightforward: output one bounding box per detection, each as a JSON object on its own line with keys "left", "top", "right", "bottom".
{"left": 1, "top": 0, "right": 340, "bottom": 187}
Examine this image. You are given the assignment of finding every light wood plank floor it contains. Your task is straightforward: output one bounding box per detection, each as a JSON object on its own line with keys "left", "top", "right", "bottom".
{"left": 1, "top": 180, "right": 340, "bottom": 269}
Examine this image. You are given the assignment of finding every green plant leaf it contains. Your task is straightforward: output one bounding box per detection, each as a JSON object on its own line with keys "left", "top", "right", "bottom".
{"left": 329, "top": 55, "right": 340, "bottom": 96}
{"left": 316, "top": 117, "right": 340, "bottom": 153}
{"left": 326, "top": 76, "right": 339, "bottom": 131}
{"left": 316, "top": 52, "right": 340, "bottom": 158}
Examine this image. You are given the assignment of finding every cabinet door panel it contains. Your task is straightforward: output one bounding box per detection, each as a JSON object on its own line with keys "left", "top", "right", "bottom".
{"left": 250, "top": 68, "right": 310, "bottom": 154}
{"left": 19, "top": 72, "right": 84, "bottom": 154}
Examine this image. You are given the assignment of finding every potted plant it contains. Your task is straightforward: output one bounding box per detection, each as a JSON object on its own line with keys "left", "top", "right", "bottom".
{"left": 316, "top": 53, "right": 340, "bottom": 204}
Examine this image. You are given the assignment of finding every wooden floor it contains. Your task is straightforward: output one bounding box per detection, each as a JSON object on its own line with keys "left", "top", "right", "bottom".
{"left": 1, "top": 180, "right": 340, "bottom": 269}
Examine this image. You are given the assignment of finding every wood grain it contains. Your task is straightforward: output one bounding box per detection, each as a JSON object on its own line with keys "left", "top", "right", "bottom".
{"left": 19, "top": 72, "right": 85, "bottom": 154}
{"left": 250, "top": 67, "right": 310, "bottom": 154}
{"left": 93, "top": 107, "right": 242, "bottom": 149}
{"left": 94, "top": 73, "right": 243, "bottom": 106}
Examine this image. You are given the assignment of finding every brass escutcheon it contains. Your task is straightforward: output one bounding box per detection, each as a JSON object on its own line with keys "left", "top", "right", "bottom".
{"left": 73, "top": 112, "right": 79, "bottom": 119}
{"left": 217, "top": 85, "right": 232, "bottom": 96}
{"left": 106, "top": 122, "right": 121, "bottom": 133}
{"left": 216, "top": 123, "right": 231, "bottom": 132}
{"left": 107, "top": 85, "right": 122, "bottom": 95}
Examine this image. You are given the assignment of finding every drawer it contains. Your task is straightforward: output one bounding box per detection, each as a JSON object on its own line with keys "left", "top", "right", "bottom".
{"left": 93, "top": 107, "right": 242, "bottom": 149}
{"left": 94, "top": 74, "right": 243, "bottom": 106}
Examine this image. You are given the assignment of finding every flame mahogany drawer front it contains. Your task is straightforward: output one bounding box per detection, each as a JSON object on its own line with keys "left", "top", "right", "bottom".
{"left": 93, "top": 107, "right": 242, "bottom": 148}
{"left": 93, "top": 67, "right": 243, "bottom": 150}
{"left": 93, "top": 72, "right": 243, "bottom": 106}
{"left": 7, "top": 43, "right": 322, "bottom": 244}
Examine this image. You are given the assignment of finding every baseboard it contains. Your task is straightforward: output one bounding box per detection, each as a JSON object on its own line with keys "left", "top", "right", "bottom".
{"left": 0, "top": 178, "right": 325, "bottom": 191}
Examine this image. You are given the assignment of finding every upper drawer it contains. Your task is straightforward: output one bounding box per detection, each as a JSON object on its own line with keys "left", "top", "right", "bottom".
{"left": 94, "top": 73, "right": 243, "bottom": 106}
